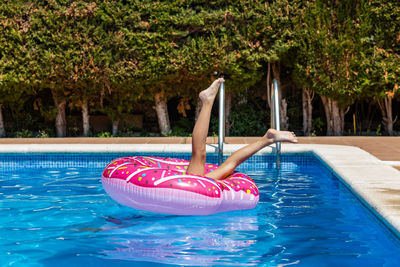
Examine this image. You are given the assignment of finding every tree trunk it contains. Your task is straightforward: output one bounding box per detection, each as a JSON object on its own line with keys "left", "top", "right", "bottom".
{"left": 154, "top": 90, "right": 171, "bottom": 135}
{"left": 266, "top": 62, "right": 271, "bottom": 108}
{"left": 280, "top": 99, "right": 289, "bottom": 130}
{"left": 320, "top": 96, "right": 332, "bottom": 135}
{"left": 112, "top": 121, "right": 119, "bottom": 136}
{"left": 225, "top": 91, "right": 232, "bottom": 136}
{"left": 302, "top": 87, "right": 314, "bottom": 136}
{"left": 238, "top": 89, "right": 248, "bottom": 105}
{"left": 366, "top": 101, "right": 374, "bottom": 132}
{"left": 52, "top": 91, "right": 67, "bottom": 137}
{"left": 340, "top": 107, "right": 349, "bottom": 135}
{"left": 320, "top": 96, "right": 343, "bottom": 136}
{"left": 378, "top": 96, "right": 394, "bottom": 135}
{"left": 0, "top": 104, "right": 5, "bottom": 137}
{"left": 195, "top": 97, "right": 202, "bottom": 122}
{"left": 82, "top": 98, "right": 90, "bottom": 137}
{"left": 271, "top": 62, "right": 289, "bottom": 130}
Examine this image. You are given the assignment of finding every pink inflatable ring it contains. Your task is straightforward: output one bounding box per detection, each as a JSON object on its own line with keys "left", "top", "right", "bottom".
{"left": 102, "top": 156, "right": 259, "bottom": 215}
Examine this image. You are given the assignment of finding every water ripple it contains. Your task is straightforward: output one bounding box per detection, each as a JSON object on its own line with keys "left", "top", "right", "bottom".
{"left": 1, "top": 164, "right": 400, "bottom": 266}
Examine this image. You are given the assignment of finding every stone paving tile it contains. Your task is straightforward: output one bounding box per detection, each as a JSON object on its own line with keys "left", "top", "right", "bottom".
{"left": 297, "top": 137, "right": 400, "bottom": 161}
{"left": 0, "top": 136, "right": 398, "bottom": 162}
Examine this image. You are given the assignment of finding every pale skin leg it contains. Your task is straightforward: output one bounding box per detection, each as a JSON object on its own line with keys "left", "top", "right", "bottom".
{"left": 187, "top": 78, "right": 225, "bottom": 176}
{"left": 187, "top": 78, "right": 298, "bottom": 180}
{"left": 207, "top": 129, "right": 297, "bottom": 180}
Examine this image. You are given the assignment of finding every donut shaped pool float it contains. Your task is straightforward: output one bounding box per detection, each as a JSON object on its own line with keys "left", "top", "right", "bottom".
{"left": 102, "top": 156, "right": 259, "bottom": 215}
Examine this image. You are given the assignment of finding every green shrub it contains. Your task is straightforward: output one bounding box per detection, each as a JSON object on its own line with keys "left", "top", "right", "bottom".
{"left": 311, "top": 117, "right": 325, "bottom": 136}
{"left": 170, "top": 117, "right": 193, "bottom": 137}
{"left": 139, "top": 130, "right": 150, "bottom": 137}
{"left": 97, "top": 132, "right": 112, "bottom": 138}
{"left": 15, "top": 130, "right": 35, "bottom": 138}
{"left": 36, "top": 130, "right": 50, "bottom": 138}
{"left": 376, "top": 124, "right": 382, "bottom": 136}
{"left": 171, "top": 126, "right": 188, "bottom": 137}
{"left": 227, "top": 102, "right": 269, "bottom": 136}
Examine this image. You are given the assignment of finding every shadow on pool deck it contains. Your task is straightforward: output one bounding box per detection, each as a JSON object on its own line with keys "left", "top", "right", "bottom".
{"left": 0, "top": 136, "right": 399, "bottom": 170}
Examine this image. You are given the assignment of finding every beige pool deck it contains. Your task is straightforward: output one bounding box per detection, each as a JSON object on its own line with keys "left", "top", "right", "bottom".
{"left": 1, "top": 136, "right": 400, "bottom": 236}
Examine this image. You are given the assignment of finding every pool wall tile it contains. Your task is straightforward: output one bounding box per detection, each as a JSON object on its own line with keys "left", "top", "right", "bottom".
{"left": 0, "top": 152, "right": 319, "bottom": 172}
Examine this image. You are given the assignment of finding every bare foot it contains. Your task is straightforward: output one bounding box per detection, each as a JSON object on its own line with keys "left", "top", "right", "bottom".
{"left": 265, "top": 129, "right": 298, "bottom": 143}
{"left": 199, "top": 78, "right": 225, "bottom": 104}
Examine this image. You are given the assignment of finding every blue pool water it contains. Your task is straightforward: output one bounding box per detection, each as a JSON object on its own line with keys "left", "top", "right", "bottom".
{"left": 1, "top": 153, "right": 400, "bottom": 266}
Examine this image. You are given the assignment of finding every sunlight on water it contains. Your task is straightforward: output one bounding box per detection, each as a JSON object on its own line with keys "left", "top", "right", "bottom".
{"left": 1, "top": 154, "right": 400, "bottom": 266}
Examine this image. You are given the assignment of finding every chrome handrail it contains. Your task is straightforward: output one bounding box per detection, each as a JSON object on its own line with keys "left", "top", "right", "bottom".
{"left": 218, "top": 82, "right": 225, "bottom": 165}
{"left": 271, "top": 79, "right": 281, "bottom": 154}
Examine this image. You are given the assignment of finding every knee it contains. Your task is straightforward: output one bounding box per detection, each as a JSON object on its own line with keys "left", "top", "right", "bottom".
{"left": 192, "top": 148, "right": 206, "bottom": 162}
{"left": 219, "top": 161, "right": 236, "bottom": 172}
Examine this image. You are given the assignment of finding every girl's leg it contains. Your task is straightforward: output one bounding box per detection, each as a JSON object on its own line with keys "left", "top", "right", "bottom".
{"left": 206, "top": 129, "right": 298, "bottom": 180}
{"left": 187, "top": 78, "right": 225, "bottom": 176}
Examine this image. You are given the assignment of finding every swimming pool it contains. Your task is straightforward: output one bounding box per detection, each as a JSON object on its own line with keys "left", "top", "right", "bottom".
{"left": 1, "top": 152, "right": 400, "bottom": 266}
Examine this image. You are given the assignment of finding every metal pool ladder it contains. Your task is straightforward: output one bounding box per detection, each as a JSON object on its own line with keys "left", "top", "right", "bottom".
{"left": 218, "top": 79, "right": 281, "bottom": 165}
{"left": 271, "top": 79, "right": 281, "bottom": 154}
{"left": 218, "top": 81, "right": 225, "bottom": 165}
{"left": 271, "top": 79, "right": 281, "bottom": 167}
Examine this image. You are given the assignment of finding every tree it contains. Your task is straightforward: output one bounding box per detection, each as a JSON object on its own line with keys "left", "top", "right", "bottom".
{"left": 357, "top": 0, "right": 400, "bottom": 135}
{"left": 26, "top": 1, "right": 72, "bottom": 137}
{"left": 62, "top": 2, "right": 103, "bottom": 137}
{"left": 236, "top": 0, "right": 302, "bottom": 130}
{"left": 0, "top": 1, "right": 33, "bottom": 137}
{"left": 27, "top": 1, "right": 108, "bottom": 137}
{"left": 294, "top": 0, "right": 362, "bottom": 135}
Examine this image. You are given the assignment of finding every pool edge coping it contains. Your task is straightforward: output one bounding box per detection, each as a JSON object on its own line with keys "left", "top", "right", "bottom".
{"left": 2, "top": 143, "right": 400, "bottom": 237}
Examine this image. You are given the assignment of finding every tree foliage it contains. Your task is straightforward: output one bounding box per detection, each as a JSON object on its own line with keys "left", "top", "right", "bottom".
{"left": 0, "top": 0, "right": 399, "bottom": 136}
